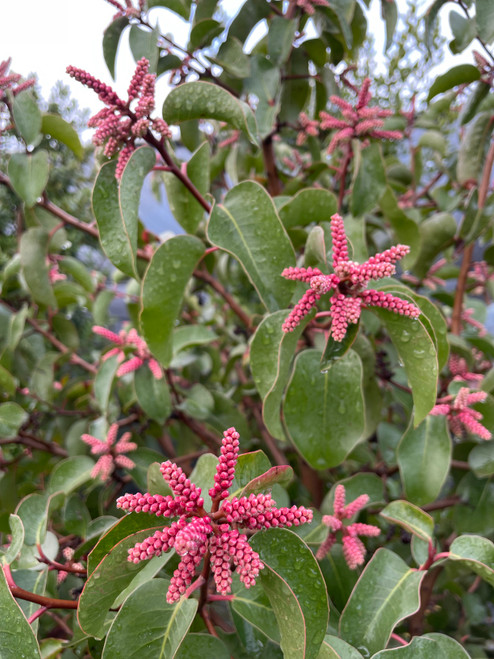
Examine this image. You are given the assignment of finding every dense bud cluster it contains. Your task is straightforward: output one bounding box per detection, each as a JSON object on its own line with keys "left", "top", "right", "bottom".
{"left": 81, "top": 423, "right": 137, "bottom": 481}
{"left": 430, "top": 387, "right": 491, "bottom": 440}
{"left": 116, "top": 427, "right": 313, "bottom": 602}
{"left": 93, "top": 325, "right": 163, "bottom": 379}
{"left": 281, "top": 214, "right": 420, "bottom": 339}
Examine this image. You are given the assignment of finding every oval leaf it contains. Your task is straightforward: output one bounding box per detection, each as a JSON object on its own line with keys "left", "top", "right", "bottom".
{"left": 448, "top": 534, "right": 494, "bottom": 587}
{"left": 380, "top": 500, "right": 434, "bottom": 541}
{"left": 427, "top": 64, "right": 480, "bottom": 101}
{"left": 0, "top": 567, "right": 41, "bottom": 658}
{"left": 372, "top": 633, "right": 470, "bottom": 658}
{"left": 8, "top": 150, "right": 49, "bottom": 208}
{"left": 13, "top": 90, "right": 41, "bottom": 145}
{"left": 41, "top": 114, "right": 84, "bottom": 159}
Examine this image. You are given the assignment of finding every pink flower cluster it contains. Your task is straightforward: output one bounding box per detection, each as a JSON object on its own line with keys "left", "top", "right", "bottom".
{"left": 296, "top": 0, "right": 330, "bottom": 15}
{"left": 316, "top": 484, "right": 380, "bottom": 569}
{"left": 93, "top": 325, "right": 163, "bottom": 379}
{"left": 81, "top": 422, "right": 137, "bottom": 481}
{"left": 449, "top": 354, "right": 484, "bottom": 384}
{"left": 67, "top": 58, "right": 171, "bottom": 178}
{"left": 282, "top": 214, "right": 420, "bottom": 340}
{"left": 57, "top": 547, "right": 85, "bottom": 585}
{"left": 116, "top": 427, "right": 313, "bottom": 603}
{"left": 104, "top": 0, "right": 145, "bottom": 20}
{"left": 0, "top": 58, "right": 35, "bottom": 104}
{"left": 430, "top": 387, "right": 491, "bottom": 440}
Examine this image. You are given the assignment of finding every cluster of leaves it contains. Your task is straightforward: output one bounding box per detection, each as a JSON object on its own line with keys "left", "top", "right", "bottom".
{"left": 1, "top": 0, "right": 494, "bottom": 657}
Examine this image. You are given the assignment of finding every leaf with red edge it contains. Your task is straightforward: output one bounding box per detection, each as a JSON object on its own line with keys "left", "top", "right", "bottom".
{"left": 240, "top": 465, "right": 294, "bottom": 497}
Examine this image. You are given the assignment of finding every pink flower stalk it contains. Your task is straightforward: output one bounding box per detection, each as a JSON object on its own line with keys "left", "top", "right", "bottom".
{"left": 57, "top": 547, "right": 85, "bottom": 585}
{"left": 104, "top": 0, "right": 145, "bottom": 20}
{"left": 67, "top": 58, "right": 171, "bottom": 179}
{"left": 296, "top": 0, "right": 330, "bottom": 15}
{"left": 281, "top": 214, "right": 420, "bottom": 340}
{"left": 0, "top": 58, "right": 35, "bottom": 104}
{"left": 316, "top": 484, "right": 380, "bottom": 569}
{"left": 117, "top": 427, "right": 313, "bottom": 603}
{"left": 461, "top": 308, "right": 487, "bottom": 337}
{"left": 319, "top": 78, "right": 403, "bottom": 153}
{"left": 449, "top": 354, "right": 484, "bottom": 384}
{"left": 296, "top": 112, "right": 320, "bottom": 145}
{"left": 430, "top": 387, "right": 491, "bottom": 440}
{"left": 92, "top": 325, "right": 163, "bottom": 380}
{"left": 81, "top": 423, "right": 137, "bottom": 481}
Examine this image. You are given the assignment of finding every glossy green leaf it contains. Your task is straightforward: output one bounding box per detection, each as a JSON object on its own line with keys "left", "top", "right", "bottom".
{"left": 240, "top": 465, "right": 294, "bottom": 498}
{"left": 228, "top": 450, "right": 271, "bottom": 499}
{"left": 304, "top": 226, "right": 327, "bottom": 269}
{"left": 449, "top": 11, "right": 476, "bottom": 54}
{"left": 78, "top": 528, "right": 171, "bottom": 638}
{"left": 102, "top": 579, "right": 197, "bottom": 658}
{"left": 172, "top": 326, "right": 217, "bottom": 356}
{"left": 163, "top": 81, "right": 258, "bottom": 144}
{"left": 382, "top": 0, "right": 398, "bottom": 50}
{"left": 278, "top": 188, "right": 338, "bottom": 229}
{"left": 351, "top": 144, "right": 387, "bottom": 217}
{"left": 370, "top": 309, "right": 438, "bottom": 425}
{"left": 339, "top": 549, "right": 424, "bottom": 656}
{"left": 425, "top": 0, "right": 450, "bottom": 52}
{"left": 41, "top": 114, "right": 84, "bottom": 159}
{"left": 0, "top": 402, "right": 28, "bottom": 439}
{"left": 214, "top": 37, "right": 250, "bottom": 77}
{"left": 414, "top": 212, "right": 457, "bottom": 280}
{"left": 251, "top": 529, "right": 328, "bottom": 659}
{"left": 162, "top": 142, "right": 210, "bottom": 234}
{"left": 188, "top": 18, "right": 223, "bottom": 50}
{"left": 232, "top": 579, "right": 281, "bottom": 644}
{"left": 1, "top": 515, "right": 24, "bottom": 565}
{"left": 13, "top": 90, "right": 41, "bottom": 144}
{"left": 250, "top": 309, "right": 314, "bottom": 441}
{"left": 228, "top": 0, "right": 271, "bottom": 42}
{"left": 320, "top": 322, "right": 359, "bottom": 369}
{"left": 371, "top": 633, "right": 470, "bottom": 658}
{"left": 175, "top": 633, "right": 230, "bottom": 659}
{"left": 129, "top": 25, "right": 159, "bottom": 72}
{"left": 469, "top": 441, "right": 494, "bottom": 477}
{"left": 379, "top": 187, "right": 420, "bottom": 268}
{"left": 147, "top": 0, "right": 190, "bottom": 19}
{"left": 457, "top": 112, "right": 494, "bottom": 184}
{"left": 16, "top": 492, "right": 63, "bottom": 545}
{"left": 284, "top": 349, "right": 365, "bottom": 469}
{"left": 397, "top": 415, "right": 451, "bottom": 505}
{"left": 30, "top": 352, "right": 60, "bottom": 401}
{"left": 380, "top": 500, "right": 434, "bottom": 541}
{"left": 448, "top": 534, "right": 494, "bottom": 586}
{"left": 0, "top": 567, "right": 41, "bottom": 659}
{"left": 460, "top": 81, "right": 490, "bottom": 125}
{"left": 8, "top": 150, "right": 49, "bottom": 207}
{"left": 427, "top": 64, "right": 480, "bottom": 101}
{"left": 476, "top": 0, "right": 494, "bottom": 43}
{"left": 134, "top": 365, "right": 171, "bottom": 424}
{"left": 140, "top": 235, "right": 205, "bottom": 367}
{"left": 47, "top": 456, "right": 95, "bottom": 495}
{"left": 268, "top": 17, "right": 297, "bottom": 65}
{"left": 93, "top": 354, "right": 119, "bottom": 413}
{"left": 321, "top": 635, "right": 364, "bottom": 658}
{"left": 0, "top": 364, "right": 15, "bottom": 397}
{"left": 103, "top": 16, "right": 129, "bottom": 79}
{"left": 208, "top": 181, "right": 296, "bottom": 312}
{"left": 92, "top": 161, "right": 136, "bottom": 278}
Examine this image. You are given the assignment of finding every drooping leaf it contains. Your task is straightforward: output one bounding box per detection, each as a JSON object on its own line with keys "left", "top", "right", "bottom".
{"left": 163, "top": 81, "right": 258, "bottom": 144}
{"left": 172, "top": 326, "right": 218, "bottom": 356}
{"left": 140, "top": 235, "right": 205, "bottom": 367}
{"left": 102, "top": 579, "right": 197, "bottom": 658}
{"left": 208, "top": 181, "right": 296, "bottom": 313}
{"left": 457, "top": 112, "right": 494, "bottom": 184}
{"left": 448, "top": 534, "right": 494, "bottom": 587}
{"left": 0, "top": 567, "right": 41, "bottom": 658}
{"left": 476, "top": 0, "right": 494, "bottom": 43}
{"left": 162, "top": 141, "right": 210, "bottom": 234}
{"left": 339, "top": 549, "right": 424, "bottom": 656}
{"left": 351, "top": 143, "right": 387, "bottom": 217}
{"left": 425, "top": 0, "right": 451, "bottom": 52}
{"left": 8, "top": 150, "right": 49, "bottom": 207}
{"left": 283, "top": 349, "right": 365, "bottom": 469}
{"left": 103, "top": 16, "right": 129, "bottom": 79}
{"left": 41, "top": 114, "right": 84, "bottom": 159}
{"left": 427, "top": 64, "right": 480, "bottom": 101}
{"left": 12, "top": 90, "right": 41, "bottom": 144}
{"left": 381, "top": 0, "right": 398, "bottom": 51}
{"left": 380, "top": 500, "right": 434, "bottom": 541}
{"left": 129, "top": 25, "right": 160, "bottom": 72}
{"left": 251, "top": 529, "right": 329, "bottom": 659}
{"left": 397, "top": 415, "right": 451, "bottom": 505}
{"left": 93, "top": 354, "right": 119, "bottom": 413}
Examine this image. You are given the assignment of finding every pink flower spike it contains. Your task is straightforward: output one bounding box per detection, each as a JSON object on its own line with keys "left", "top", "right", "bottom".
{"left": 92, "top": 326, "right": 125, "bottom": 345}
{"left": 209, "top": 427, "right": 240, "bottom": 499}
{"left": 147, "top": 358, "right": 164, "bottom": 380}
{"left": 430, "top": 387, "right": 491, "bottom": 440}
{"left": 116, "top": 356, "right": 145, "bottom": 377}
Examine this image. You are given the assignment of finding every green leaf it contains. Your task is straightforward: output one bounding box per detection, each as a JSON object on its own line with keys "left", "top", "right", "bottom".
{"left": 20, "top": 226, "right": 57, "bottom": 307}
{"left": 320, "top": 322, "right": 359, "bottom": 370}
{"left": 163, "top": 81, "right": 258, "bottom": 145}
{"left": 78, "top": 529, "right": 172, "bottom": 638}
{"left": 16, "top": 492, "right": 63, "bottom": 545}
{"left": 147, "top": 0, "right": 191, "bottom": 19}
{"left": 228, "top": 451, "right": 271, "bottom": 500}
{"left": 240, "top": 465, "right": 294, "bottom": 498}
{"left": 268, "top": 17, "right": 297, "bottom": 65}
{"left": 339, "top": 549, "right": 424, "bottom": 656}
{"left": 208, "top": 181, "right": 296, "bottom": 312}
{"left": 232, "top": 580, "right": 281, "bottom": 644}
{"left": 93, "top": 354, "right": 119, "bottom": 413}
{"left": 370, "top": 309, "right": 438, "bottom": 425}
{"left": 140, "top": 235, "right": 205, "bottom": 367}
{"left": 134, "top": 365, "right": 171, "bottom": 424}
{"left": 425, "top": 0, "right": 451, "bottom": 52}
{"left": 397, "top": 415, "right": 451, "bottom": 505}
{"left": 321, "top": 473, "right": 385, "bottom": 516}
{"left": 321, "top": 635, "right": 364, "bottom": 658}
{"left": 380, "top": 500, "right": 434, "bottom": 541}
{"left": 8, "top": 150, "right": 49, "bottom": 207}
{"left": 283, "top": 349, "right": 365, "bottom": 469}
{"left": 449, "top": 11, "right": 477, "bottom": 54}
{"left": 381, "top": 0, "right": 398, "bottom": 51}
{"left": 41, "top": 114, "right": 84, "bottom": 159}
{"left": 103, "top": 16, "right": 129, "bottom": 79}
{"left": 427, "top": 64, "right": 480, "bottom": 101}
{"left": 214, "top": 38, "right": 250, "bottom": 78}
{"left": 371, "top": 633, "right": 470, "bottom": 658}
{"left": 129, "top": 25, "right": 160, "bottom": 72}
{"left": 351, "top": 143, "right": 387, "bottom": 217}
{"left": 414, "top": 212, "right": 456, "bottom": 279}
{"left": 0, "top": 402, "right": 28, "bottom": 439}
{"left": 175, "top": 633, "right": 230, "bottom": 659}
{"left": 251, "top": 529, "right": 329, "bottom": 659}
{"left": 250, "top": 309, "right": 314, "bottom": 441}
{"left": 476, "top": 0, "right": 494, "bottom": 43}
{"left": 0, "top": 567, "right": 41, "bottom": 658}
{"left": 188, "top": 18, "right": 223, "bottom": 50}
{"left": 92, "top": 161, "right": 136, "bottom": 278}
{"left": 448, "top": 534, "right": 494, "bottom": 586}
{"left": 172, "top": 326, "right": 217, "bottom": 356}
{"left": 460, "top": 81, "right": 490, "bottom": 125}
{"left": 469, "top": 441, "right": 494, "bottom": 477}
{"left": 162, "top": 142, "right": 210, "bottom": 234}
{"left": 13, "top": 90, "right": 41, "bottom": 144}
{"left": 278, "top": 188, "right": 338, "bottom": 229}
{"left": 0, "top": 365, "right": 15, "bottom": 397}
{"left": 1, "top": 514, "right": 25, "bottom": 565}
{"left": 379, "top": 187, "right": 420, "bottom": 268}
{"left": 457, "top": 112, "right": 494, "bottom": 184}
{"left": 102, "top": 579, "right": 197, "bottom": 658}
{"left": 47, "top": 456, "right": 95, "bottom": 495}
